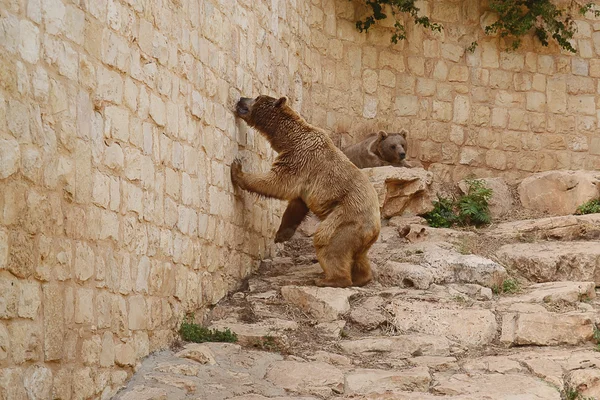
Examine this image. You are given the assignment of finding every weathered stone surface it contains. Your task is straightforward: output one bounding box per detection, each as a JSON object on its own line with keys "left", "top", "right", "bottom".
{"left": 23, "top": 365, "right": 53, "bottom": 400}
{"left": 117, "top": 386, "right": 169, "bottom": 400}
{"left": 566, "top": 368, "right": 600, "bottom": 399}
{"left": 459, "top": 177, "right": 514, "bottom": 219}
{"left": 518, "top": 170, "right": 600, "bottom": 215}
{"left": 496, "top": 241, "right": 600, "bottom": 284}
{"left": 388, "top": 301, "right": 497, "bottom": 347}
{"left": 420, "top": 243, "right": 507, "bottom": 287}
{"left": 498, "top": 281, "right": 596, "bottom": 304}
{"left": 281, "top": 286, "right": 355, "bottom": 322}
{"left": 362, "top": 166, "right": 433, "bottom": 218}
{"left": 433, "top": 373, "right": 560, "bottom": 399}
{"left": 488, "top": 214, "right": 600, "bottom": 241}
{"left": 501, "top": 310, "right": 595, "bottom": 346}
{"left": 344, "top": 367, "right": 431, "bottom": 394}
{"left": 377, "top": 262, "right": 433, "bottom": 289}
{"left": 265, "top": 361, "right": 344, "bottom": 396}
{"left": 348, "top": 297, "right": 387, "bottom": 330}
{"left": 175, "top": 343, "right": 216, "bottom": 365}
{"left": 462, "top": 356, "right": 524, "bottom": 374}
{"left": 209, "top": 318, "right": 298, "bottom": 343}
{"left": 340, "top": 335, "right": 452, "bottom": 357}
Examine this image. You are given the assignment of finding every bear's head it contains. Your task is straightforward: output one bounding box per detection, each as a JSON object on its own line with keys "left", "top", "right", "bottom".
{"left": 376, "top": 130, "right": 408, "bottom": 164}
{"left": 235, "top": 95, "right": 290, "bottom": 130}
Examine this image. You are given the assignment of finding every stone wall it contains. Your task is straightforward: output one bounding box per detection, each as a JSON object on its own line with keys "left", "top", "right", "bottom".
{"left": 313, "top": 0, "right": 600, "bottom": 183}
{"left": 1, "top": 0, "right": 600, "bottom": 397}
{"left": 0, "top": 0, "right": 313, "bottom": 397}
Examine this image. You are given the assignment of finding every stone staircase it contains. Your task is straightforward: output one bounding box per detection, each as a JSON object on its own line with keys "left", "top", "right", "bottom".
{"left": 112, "top": 214, "right": 600, "bottom": 400}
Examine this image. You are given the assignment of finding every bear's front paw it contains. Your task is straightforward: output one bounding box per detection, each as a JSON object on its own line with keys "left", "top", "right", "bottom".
{"left": 231, "top": 158, "right": 244, "bottom": 187}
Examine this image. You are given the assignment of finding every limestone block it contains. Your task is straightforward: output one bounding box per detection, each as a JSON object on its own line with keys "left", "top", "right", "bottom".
{"left": 518, "top": 170, "right": 600, "bottom": 215}
{"left": 0, "top": 137, "right": 20, "bottom": 179}
{"left": 362, "top": 166, "right": 433, "bottom": 218}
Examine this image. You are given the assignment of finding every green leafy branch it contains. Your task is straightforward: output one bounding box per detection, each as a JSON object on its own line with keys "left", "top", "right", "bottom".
{"left": 353, "top": 0, "right": 600, "bottom": 53}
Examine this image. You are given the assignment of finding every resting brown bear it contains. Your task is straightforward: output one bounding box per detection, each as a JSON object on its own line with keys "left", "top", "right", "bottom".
{"left": 232, "top": 95, "right": 381, "bottom": 287}
{"left": 343, "top": 130, "right": 412, "bottom": 169}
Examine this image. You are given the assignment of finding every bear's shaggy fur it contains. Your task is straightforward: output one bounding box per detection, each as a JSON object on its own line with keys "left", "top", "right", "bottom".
{"left": 343, "top": 130, "right": 412, "bottom": 169}
{"left": 232, "top": 95, "right": 381, "bottom": 287}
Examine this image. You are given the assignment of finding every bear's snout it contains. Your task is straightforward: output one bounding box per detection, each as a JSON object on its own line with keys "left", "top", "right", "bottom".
{"left": 399, "top": 151, "right": 406, "bottom": 160}
{"left": 235, "top": 97, "right": 254, "bottom": 116}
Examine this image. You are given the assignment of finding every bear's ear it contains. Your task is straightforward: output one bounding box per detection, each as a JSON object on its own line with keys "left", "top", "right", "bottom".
{"left": 399, "top": 129, "right": 408, "bottom": 138}
{"left": 377, "top": 130, "right": 388, "bottom": 140}
{"left": 275, "top": 96, "right": 288, "bottom": 107}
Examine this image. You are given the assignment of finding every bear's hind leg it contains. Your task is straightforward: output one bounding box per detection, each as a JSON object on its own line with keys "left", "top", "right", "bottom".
{"left": 351, "top": 252, "right": 373, "bottom": 287}
{"left": 313, "top": 226, "right": 357, "bottom": 288}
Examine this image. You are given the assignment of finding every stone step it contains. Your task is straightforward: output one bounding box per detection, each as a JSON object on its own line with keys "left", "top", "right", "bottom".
{"left": 496, "top": 241, "right": 600, "bottom": 285}
{"left": 386, "top": 300, "right": 497, "bottom": 348}
{"left": 500, "top": 304, "right": 595, "bottom": 347}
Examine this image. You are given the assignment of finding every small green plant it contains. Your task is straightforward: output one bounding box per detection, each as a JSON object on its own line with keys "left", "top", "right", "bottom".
{"left": 424, "top": 196, "right": 457, "bottom": 228}
{"left": 423, "top": 179, "right": 492, "bottom": 228}
{"left": 576, "top": 199, "right": 600, "bottom": 215}
{"left": 502, "top": 278, "right": 520, "bottom": 294}
{"left": 593, "top": 326, "right": 600, "bottom": 352}
{"left": 179, "top": 317, "right": 238, "bottom": 343}
{"left": 563, "top": 385, "right": 595, "bottom": 400}
{"left": 457, "top": 179, "right": 493, "bottom": 226}
{"left": 491, "top": 278, "right": 520, "bottom": 295}
{"left": 340, "top": 329, "right": 349, "bottom": 339}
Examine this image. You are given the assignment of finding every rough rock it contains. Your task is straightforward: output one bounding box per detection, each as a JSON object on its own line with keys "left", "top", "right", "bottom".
{"left": 518, "top": 170, "right": 600, "bottom": 215}
{"left": 348, "top": 297, "right": 386, "bottom": 330}
{"left": 117, "top": 386, "right": 169, "bottom": 400}
{"left": 459, "top": 177, "right": 514, "bottom": 219}
{"left": 487, "top": 214, "right": 600, "bottom": 241}
{"left": 281, "top": 286, "right": 355, "bottom": 322}
{"left": 566, "top": 368, "right": 600, "bottom": 399}
{"left": 388, "top": 301, "right": 497, "bottom": 347}
{"left": 496, "top": 241, "right": 600, "bottom": 284}
{"left": 344, "top": 367, "right": 431, "bottom": 394}
{"left": 498, "top": 281, "right": 596, "bottom": 304}
{"left": 362, "top": 166, "right": 433, "bottom": 218}
{"left": 500, "top": 310, "right": 595, "bottom": 346}
{"left": 265, "top": 361, "right": 344, "bottom": 396}
{"left": 462, "top": 356, "right": 524, "bottom": 374}
{"left": 433, "top": 373, "right": 560, "bottom": 399}
{"left": 420, "top": 243, "right": 507, "bottom": 287}
{"left": 175, "top": 344, "right": 216, "bottom": 365}
{"left": 340, "top": 335, "right": 452, "bottom": 358}
{"left": 377, "top": 262, "right": 433, "bottom": 289}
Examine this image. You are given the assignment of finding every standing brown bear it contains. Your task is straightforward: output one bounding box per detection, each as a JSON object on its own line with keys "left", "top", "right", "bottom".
{"left": 231, "top": 95, "right": 381, "bottom": 287}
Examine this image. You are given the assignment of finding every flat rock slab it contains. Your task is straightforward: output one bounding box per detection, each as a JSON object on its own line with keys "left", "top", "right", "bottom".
{"left": 209, "top": 318, "right": 298, "bottom": 343}
{"left": 344, "top": 367, "right": 431, "bottom": 394}
{"left": 501, "top": 310, "right": 595, "bottom": 346}
{"left": 487, "top": 214, "right": 600, "bottom": 241}
{"left": 265, "top": 360, "right": 344, "bottom": 397}
{"left": 340, "top": 335, "right": 453, "bottom": 358}
{"left": 498, "top": 281, "right": 596, "bottom": 305}
{"left": 281, "top": 286, "right": 356, "bottom": 322}
{"left": 420, "top": 243, "right": 507, "bottom": 287}
{"left": 496, "top": 241, "right": 600, "bottom": 284}
{"left": 433, "top": 373, "right": 560, "bottom": 399}
{"left": 113, "top": 343, "right": 286, "bottom": 400}
{"left": 388, "top": 301, "right": 497, "bottom": 347}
